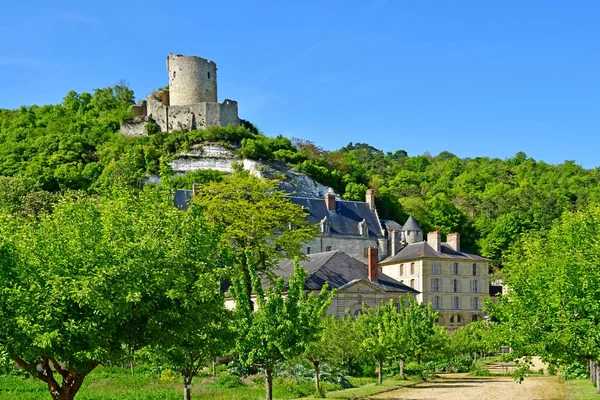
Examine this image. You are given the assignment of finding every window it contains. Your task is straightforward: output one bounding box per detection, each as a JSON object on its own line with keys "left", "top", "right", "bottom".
{"left": 432, "top": 279, "right": 440, "bottom": 292}
{"left": 450, "top": 314, "right": 462, "bottom": 324}
{"left": 410, "top": 262, "right": 415, "bottom": 275}
{"left": 325, "top": 245, "right": 332, "bottom": 252}
{"left": 433, "top": 262, "right": 441, "bottom": 275}
{"left": 173, "top": 71, "right": 176, "bottom": 78}
{"left": 410, "top": 279, "right": 415, "bottom": 289}
{"left": 472, "top": 263, "right": 477, "bottom": 276}
{"left": 472, "top": 314, "right": 479, "bottom": 322}
{"left": 452, "top": 279, "right": 459, "bottom": 293}
{"left": 452, "top": 263, "right": 459, "bottom": 275}
{"left": 307, "top": 247, "right": 311, "bottom": 254}
{"left": 452, "top": 296, "right": 460, "bottom": 310}
{"left": 364, "top": 248, "right": 369, "bottom": 258}
{"left": 208, "top": 71, "right": 211, "bottom": 79}
{"left": 433, "top": 296, "right": 441, "bottom": 309}
{"left": 472, "top": 297, "right": 479, "bottom": 310}
{"left": 472, "top": 280, "right": 479, "bottom": 293}
{"left": 399, "top": 264, "right": 404, "bottom": 276}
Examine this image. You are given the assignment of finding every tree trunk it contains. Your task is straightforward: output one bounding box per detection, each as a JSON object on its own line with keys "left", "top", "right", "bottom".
{"left": 399, "top": 358, "right": 405, "bottom": 379}
{"left": 212, "top": 358, "right": 216, "bottom": 377}
{"left": 130, "top": 360, "right": 135, "bottom": 377}
{"left": 596, "top": 361, "right": 600, "bottom": 394}
{"left": 590, "top": 360, "right": 595, "bottom": 384}
{"left": 377, "top": 358, "right": 383, "bottom": 385}
{"left": 183, "top": 375, "right": 193, "bottom": 400}
{"left": 416, "top": 354, "right": 421, "bottom": 365}
{"left": 265, "top": 367, "right": 273, "bottom": 400}
{"left": 313, "top": 360, "right": 321, "bottom": 396}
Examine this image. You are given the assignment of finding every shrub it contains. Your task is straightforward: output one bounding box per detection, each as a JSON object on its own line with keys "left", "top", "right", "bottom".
{"left": 214, "top": 372, "right": 242, "bottom": 388}
{"left": 158, "top": 369, "right": 178, "bottom": 383}
{"left": 547, "top": 364, "right": 557, "bottom": 376}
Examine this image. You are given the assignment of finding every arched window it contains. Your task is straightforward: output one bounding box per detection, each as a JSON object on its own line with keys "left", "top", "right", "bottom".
{"left": 410, "top": 262, "right": 415, "bottom": 275}
{"left": 453, "top": 279, "right": 459, "bottom": 292}
{"left": 410, "top": 279, "right": 415, "bottom": 288}
{"left": 399, "top": 264, "right": 404, "bottom": 276}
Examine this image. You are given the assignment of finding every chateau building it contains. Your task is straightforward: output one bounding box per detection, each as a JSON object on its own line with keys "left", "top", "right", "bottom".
{"left": 379, "top": 221, "right": 490, "bottom": 330}
{"left": 176, "top": 186, "right": 489, "bottom": 327}
{"left": 268, "top": 248, "right": 418, "bottom": 317}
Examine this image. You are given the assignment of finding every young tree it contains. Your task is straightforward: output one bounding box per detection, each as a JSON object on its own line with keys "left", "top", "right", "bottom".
{"left": 402, "top": 295, "right": 437, "bottom": 366}
{"left": 231, "top": 255, "right": 333, "bottom": 400}
{"left": 357, "top": 301, "right": 399, "bottom": 385}
{"left": 0, "top": 188, "right": 225, "bottom": 400}
{"left": 192, "top": 173, "right": 318, "bottom": 311}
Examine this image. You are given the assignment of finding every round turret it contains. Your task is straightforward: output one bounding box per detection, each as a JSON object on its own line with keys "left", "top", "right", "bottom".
{"left": 167, "top": 53, "right": 217, "bottom": 106}
{"left": 402, "top": 215, "right": 423, "bottom": 244}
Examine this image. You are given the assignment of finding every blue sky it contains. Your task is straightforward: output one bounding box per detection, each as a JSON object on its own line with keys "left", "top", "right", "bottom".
{"left": 1, "top": 1, "right": 599, "bottom": 167}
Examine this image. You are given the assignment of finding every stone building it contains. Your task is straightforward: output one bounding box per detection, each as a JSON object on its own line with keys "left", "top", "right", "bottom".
{"left": 121, "top": 53, "right": 239, "bottom": 136}
{"left": 288, "top": 189, "right": 404, "bottom": 263}
{"left": 379, "top": 220, "right": 490, "bottom": 331}
{"left": 225, "top": 248, "right": 418, "bottom": 316}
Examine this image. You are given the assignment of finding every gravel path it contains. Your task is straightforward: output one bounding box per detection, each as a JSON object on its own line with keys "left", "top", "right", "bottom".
{"left": 370, "top": 373, "right": 568, "bottom": 400}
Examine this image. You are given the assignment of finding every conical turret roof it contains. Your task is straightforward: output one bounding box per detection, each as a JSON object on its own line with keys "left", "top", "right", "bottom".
{"left": 402, "top": 216, "right": 422, "bottom": 231}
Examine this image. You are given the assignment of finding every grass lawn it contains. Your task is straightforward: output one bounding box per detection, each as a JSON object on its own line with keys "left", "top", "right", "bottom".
{"left": 0, "top": 366, "right": 332, "bottom": 400}
{"left": 566, "top": 379, "right": 599, "bottom": 400}
{"left": 0, "top": 367, "right": 416, "bottom": 400}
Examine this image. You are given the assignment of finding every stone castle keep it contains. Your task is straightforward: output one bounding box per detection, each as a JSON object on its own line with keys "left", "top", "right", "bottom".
{"left": 121, "top": 53, "right": 239, "bottom": 136}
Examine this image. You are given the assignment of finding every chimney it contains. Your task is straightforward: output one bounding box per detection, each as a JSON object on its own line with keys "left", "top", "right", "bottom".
{"left": 427, "top": 231, "right": 441, "bottom": 253}
{"left": 447, "top": 232, "right": 460, "bottom": 252}
{"left": 390, "top": 230, "right": 398, "bottom": 256}
{"left": 368, "top": 246, "right": 378, "bottom": 281}
{"left": 192, "top": 183, "right": 201, "bottom": 195}
{"left": 325, "top": 191, "right": 336, "bottom": 211}
{"left": 366, "top": 189, "right": 375, "bottom": 210}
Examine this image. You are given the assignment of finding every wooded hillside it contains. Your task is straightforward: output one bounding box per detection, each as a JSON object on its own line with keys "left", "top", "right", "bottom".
{"left": 2, "top": 85, "right": 599, "bottom": 266}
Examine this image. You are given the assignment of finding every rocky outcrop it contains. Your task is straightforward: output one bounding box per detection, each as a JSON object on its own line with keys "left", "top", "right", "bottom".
{"left": 168, "top": 143, "right": 333, "bottom": 198}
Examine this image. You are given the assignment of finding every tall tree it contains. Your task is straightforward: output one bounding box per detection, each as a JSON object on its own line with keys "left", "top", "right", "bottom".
{"left": 192, "top": 173, "right": 318, "bottom": 310}
{"left": 231, "top": 255, "right": 333, "bottom": 400}
{"left": 0, "top": 188, "right": 224, "bottom": 400}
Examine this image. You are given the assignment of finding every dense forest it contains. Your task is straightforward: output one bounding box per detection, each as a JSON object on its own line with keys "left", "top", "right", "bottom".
{"left": 2, "top": 85, "right": 599, "bottom": 266}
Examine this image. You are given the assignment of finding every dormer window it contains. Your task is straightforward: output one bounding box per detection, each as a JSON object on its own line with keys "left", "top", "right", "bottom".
{"left": 320, "top": 216, "right": 330, "bottom": 235}
{"left": 358, "top": 219, "right": 369, "bottom": 237}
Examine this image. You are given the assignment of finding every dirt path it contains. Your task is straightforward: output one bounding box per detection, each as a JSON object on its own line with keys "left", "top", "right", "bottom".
{"left": 370, "top": 373, "right": 568, "bottom": 400}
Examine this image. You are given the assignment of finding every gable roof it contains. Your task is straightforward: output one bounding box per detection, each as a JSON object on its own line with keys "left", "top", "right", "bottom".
{"left": 402, "top": 216, "right": 422, "bottom": 232}
{"left": 380, "top": 241, "right": 490, "bottom": 265}
{"left": 382, "top": 220, "right": 403, "bottom": 232}
{"left": 287, "top": 197, "right": 384, "bottom": 237}
{"left": 275, "top": 251, "right": 418, "bottom": 293}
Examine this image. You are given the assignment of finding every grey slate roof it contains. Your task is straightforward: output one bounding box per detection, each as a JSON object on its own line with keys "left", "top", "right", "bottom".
{"left": 402, "top": 216, "right": 422, "bottom": 232}
{"left": 380, "top": 242, "right": 490, "bottom": 265}
{"left": 287, "top": 197, "right": 384, "bottom": 237}
{"left": 275, "top": 251, "right": 418, "bottom": 293}
{"left": 174, "top": 189, "right": 193, "bottom": 210}
{"left": 382, "top": 220, "right": 403, "bottom": 232}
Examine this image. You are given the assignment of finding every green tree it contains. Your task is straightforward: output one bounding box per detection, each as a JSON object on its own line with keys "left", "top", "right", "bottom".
{"left": 231, "top": 256, "right": 333, "bottom": 400}
{"left": 192, "top": 173, "right": 318, "bottom": 310}
{"left": 0, "top": 188, "right": 224, "bottom": 400}
{"left": 357, "top": 301, "right": 399, "bottom": 385}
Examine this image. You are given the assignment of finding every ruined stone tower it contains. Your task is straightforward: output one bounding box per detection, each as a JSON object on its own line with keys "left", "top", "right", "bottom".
{"left": 167, "top": 54, "right": 217, "bottom": 106}
{"left": 121, "top": 53, "right": 239, "bottom": 136}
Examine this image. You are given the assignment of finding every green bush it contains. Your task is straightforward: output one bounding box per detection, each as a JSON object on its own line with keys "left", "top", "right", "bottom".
{"left": 547, "top": 364, "right": 557, "bottom": 376}
{"left": 560, "top": 360, "right": 589, "bottom": 380}
{"left": 214, "top": 372, "right": 242, "bottom": 388}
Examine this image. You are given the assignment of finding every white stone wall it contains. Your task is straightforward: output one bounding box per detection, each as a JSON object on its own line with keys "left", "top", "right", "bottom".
{"left": 167, "top": 54, "right": 217, "bottom": 105}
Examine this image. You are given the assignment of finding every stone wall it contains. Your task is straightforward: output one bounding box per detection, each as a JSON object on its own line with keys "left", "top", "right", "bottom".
{"left": 220, "top": 99, "right": 239, "bottom": 126}
{"left": 167, "top": 54, "right": 217, "bottom": 106}
{"left": 120, "top": 122, "right": 147, "bottom": 137}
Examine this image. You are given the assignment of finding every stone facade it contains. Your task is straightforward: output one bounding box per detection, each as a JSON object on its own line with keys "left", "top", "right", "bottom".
{"left": 380, "top": 231, "right": 490, "bottom": 330}
{"left": 121, "top": 53, "right": 239, "bottom": 136}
